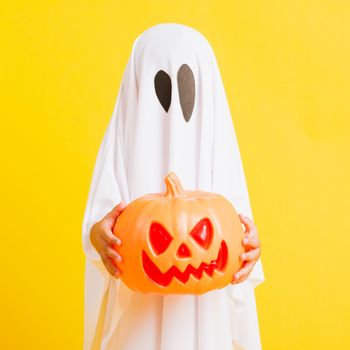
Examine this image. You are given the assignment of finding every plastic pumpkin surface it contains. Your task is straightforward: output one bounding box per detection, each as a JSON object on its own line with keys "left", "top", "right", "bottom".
{"left": 112, "top": 172, "right": 245, "bottom": 295}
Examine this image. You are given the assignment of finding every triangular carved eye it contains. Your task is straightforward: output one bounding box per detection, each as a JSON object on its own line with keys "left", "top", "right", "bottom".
{"left": 149, "top": 222, "right": 173, "bottom": 255}
{"left": 154, "top": 70, "right": 172, "bottom": 112}
{"left": 189, "top": 218, "right": 213, "bottom": 250}
{"left": 177, "top": 64, "right": 195, "bottom": 122}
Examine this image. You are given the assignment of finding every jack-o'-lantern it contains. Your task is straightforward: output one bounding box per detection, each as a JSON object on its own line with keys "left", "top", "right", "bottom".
{"left": 112, "top": 172, "right": 245, "bottom": 295}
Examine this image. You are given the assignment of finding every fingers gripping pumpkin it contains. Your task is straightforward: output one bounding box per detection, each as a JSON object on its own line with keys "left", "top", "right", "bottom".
{"left": 112, "top": 172, "right": 245, "bottom": 295}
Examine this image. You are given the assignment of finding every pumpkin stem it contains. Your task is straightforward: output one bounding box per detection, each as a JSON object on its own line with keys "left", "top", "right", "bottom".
{"left": 164, "top": 172, "right": 186, "bottom": 198}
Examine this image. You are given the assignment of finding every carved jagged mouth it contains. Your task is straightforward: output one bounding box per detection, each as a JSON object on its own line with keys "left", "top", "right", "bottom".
{"left": 142, "top": 241, "right": 228, "bottom": 287}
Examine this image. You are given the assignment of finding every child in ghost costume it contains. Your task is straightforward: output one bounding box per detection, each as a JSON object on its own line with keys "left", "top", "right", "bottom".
{"left": 82, "top": 23, "right": 265, "bottom": 350}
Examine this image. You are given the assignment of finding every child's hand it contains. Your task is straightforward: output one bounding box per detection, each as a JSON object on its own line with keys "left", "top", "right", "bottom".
{"left": 90, "top": 200, "right": 127, "bottom": 278}
{"left": 231, "top": 214, "right": 262, "bottom": 285}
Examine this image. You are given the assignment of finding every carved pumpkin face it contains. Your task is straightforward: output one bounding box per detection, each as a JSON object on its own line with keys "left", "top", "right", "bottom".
{"left": 112, "top": 172, "right": 245, "bottom": 295}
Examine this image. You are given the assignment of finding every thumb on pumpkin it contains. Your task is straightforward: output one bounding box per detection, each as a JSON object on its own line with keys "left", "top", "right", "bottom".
{"left": 104, "top": 200, "right": 127, "bottom": 225}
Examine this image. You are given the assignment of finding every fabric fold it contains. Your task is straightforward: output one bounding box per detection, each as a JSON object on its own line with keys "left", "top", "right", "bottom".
{"left": 82, "top": 49, "right": 137, "bottom": 349}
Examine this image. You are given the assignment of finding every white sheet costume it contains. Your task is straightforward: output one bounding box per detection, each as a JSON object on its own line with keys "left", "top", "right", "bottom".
{"left": 82, "top": 23, "right": 265, "bottom": 350}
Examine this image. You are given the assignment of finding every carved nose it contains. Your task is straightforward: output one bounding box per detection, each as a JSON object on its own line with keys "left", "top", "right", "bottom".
{"left": 176, "top": 243, "right": 191, "bottom": 258}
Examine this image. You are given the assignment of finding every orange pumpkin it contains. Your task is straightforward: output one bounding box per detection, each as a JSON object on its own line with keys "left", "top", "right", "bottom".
{"left": 112, "top": 172, "right": 245, "bottom": 295}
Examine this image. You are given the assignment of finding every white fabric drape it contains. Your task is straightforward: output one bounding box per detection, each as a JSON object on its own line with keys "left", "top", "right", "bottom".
{"left": 82, "top": 23, "right": 265, "bottom": 350}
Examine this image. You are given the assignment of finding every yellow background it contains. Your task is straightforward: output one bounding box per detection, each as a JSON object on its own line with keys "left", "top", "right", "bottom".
{"left": 1, "top": 1, "right": 349, "bottom": 349}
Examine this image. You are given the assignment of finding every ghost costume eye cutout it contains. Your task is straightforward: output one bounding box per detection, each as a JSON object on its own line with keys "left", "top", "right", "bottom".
{"left": 177, "top": 63, "right": 195, "bottom": 122}
{"left": 154, "top": 70, "right": 172, "bottom": 112}
{"left": 154, "top": 64, "right": 195, "bottom": 122}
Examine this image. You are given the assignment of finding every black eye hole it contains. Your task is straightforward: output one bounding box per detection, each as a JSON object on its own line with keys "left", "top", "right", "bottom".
{"left": 177, "top": 64, "right": 195, "bottom": 123}
{"left": 154, "top": 70, "right": 172, "bottom": 112}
